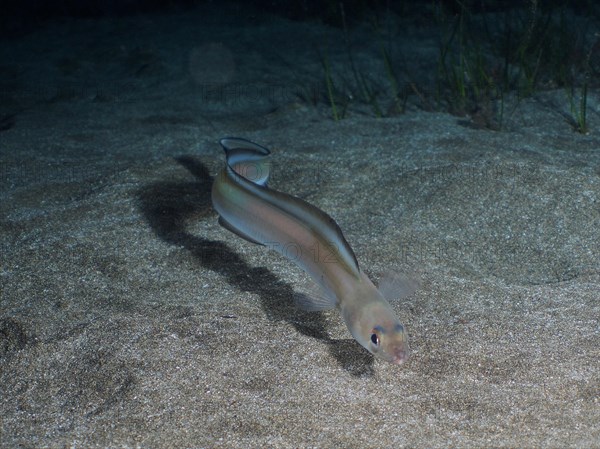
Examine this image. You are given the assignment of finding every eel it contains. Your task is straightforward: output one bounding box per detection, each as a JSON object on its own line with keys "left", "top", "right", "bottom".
{"left": 212, "top": 137, "right": 412, "bottom": 364}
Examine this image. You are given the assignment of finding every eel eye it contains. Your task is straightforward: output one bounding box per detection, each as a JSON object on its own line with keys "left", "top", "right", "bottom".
{"left": 370, "top": 332, "right": 379, "bottom": 347}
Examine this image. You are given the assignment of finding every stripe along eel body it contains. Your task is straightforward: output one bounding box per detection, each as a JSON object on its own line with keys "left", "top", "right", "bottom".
{"left": 212, "top": 137, "right": 411, "bottom": 365}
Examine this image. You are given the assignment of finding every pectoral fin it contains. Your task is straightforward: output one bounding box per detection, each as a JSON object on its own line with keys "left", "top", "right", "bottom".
{"left": 292, "top": 282, "right": 337, "bottom": 311}
{"left": 378, "top": 270, "right": 420, "bottom": 301}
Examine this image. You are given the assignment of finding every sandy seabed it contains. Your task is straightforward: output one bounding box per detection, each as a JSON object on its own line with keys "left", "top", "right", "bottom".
{"left": 1, "top": 3, "right": 599, "bottom": 448}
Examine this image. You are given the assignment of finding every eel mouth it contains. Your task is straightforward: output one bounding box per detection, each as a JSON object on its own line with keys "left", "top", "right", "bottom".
{"left": 391, "top": 347, "right": 409, "bottom": 365}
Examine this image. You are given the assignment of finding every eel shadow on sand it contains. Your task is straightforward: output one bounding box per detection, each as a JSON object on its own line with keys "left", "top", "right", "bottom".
{"left": 137, "top": 155, "right": 374, "bottom": 375}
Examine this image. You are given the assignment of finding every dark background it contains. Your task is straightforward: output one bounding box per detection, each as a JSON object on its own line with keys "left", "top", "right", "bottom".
{"left": 2, "top": 0, "right": 595, "bottom": 37}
